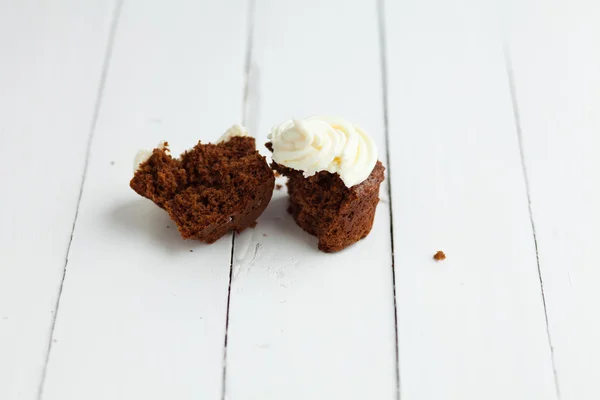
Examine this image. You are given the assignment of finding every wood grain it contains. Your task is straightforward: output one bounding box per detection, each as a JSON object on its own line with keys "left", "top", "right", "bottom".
{"left": 2, "top": 0, "right": 598, "bottom": 398}
{"left": 39, "top": 1, "right": 249, "bottom": 399}
{"left": 507, "top": 0, "right": 600, "bottom": 398}
{"left": 0, "top": 1, "right": 117, "bottom": 399}
{"left": 383, "top": 0, "right": 558, "bottom": 398}
{"left": 223, "top": 0, "right": 398, "bottom": 399}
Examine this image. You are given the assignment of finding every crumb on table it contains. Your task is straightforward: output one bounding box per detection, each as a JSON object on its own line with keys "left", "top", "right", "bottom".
{"left": 433, "top": 250, "right": 446, "bottom": 261}
{"left": 275, "top": 184, "right": 283, "bottom": 190}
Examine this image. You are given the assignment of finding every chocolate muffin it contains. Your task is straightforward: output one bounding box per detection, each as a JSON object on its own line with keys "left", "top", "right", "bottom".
{"left": 131, "top": 126, "right": 274, "bottom": 243}
{"left": 271, "top": 158, "right": 384, "bottom": 252}
{"left": 267, "top": 116, "right": 384, "bottom": 252}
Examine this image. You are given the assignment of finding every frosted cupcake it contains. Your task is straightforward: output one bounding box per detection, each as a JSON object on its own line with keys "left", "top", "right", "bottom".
{"left": 267, "top": 116, "right": 384, "bottom": 252}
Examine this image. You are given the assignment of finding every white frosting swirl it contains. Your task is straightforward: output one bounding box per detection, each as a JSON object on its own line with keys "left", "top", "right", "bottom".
{"left": 268, "top": 116, "right": 378, "bottom": 187}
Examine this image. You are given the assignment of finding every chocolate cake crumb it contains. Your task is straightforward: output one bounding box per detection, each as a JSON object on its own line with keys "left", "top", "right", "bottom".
{"left": 433, "top": 251, "right": 446, "bottom": 261}
{"left": 275, "top": 184, "right": 283, "bottom": 190}
{"left": 268, "top": 141, "right": 384, "bottom": 252}
{"left": 131, "top": 137, "right": 274, "bottom": 243}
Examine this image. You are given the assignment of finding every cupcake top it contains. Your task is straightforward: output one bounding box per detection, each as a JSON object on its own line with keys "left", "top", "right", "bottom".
{"left": 132, "top": 125, "right": 249, "bottom": 173}
{"left": 268, "top": 116, "right": 378, "bottom": 187}
{"left": 216, "top": 124, "right": 249, "bottom": 143}
{"left": 133, "top": 141, "right": 168, "bottom": 172}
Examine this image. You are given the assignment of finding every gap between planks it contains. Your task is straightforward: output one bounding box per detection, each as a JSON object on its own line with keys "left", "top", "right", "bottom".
{"left": 502, "top": 42, "right": 561, "bottom": 400}
{"left": 221, "top": 0, "right": 257, "bottom": 399}
{"left": 36, "top": 1, "right": 126, "bottom": 399}
{"left": 377, "top": 0, "right": 401, "bottom": 398}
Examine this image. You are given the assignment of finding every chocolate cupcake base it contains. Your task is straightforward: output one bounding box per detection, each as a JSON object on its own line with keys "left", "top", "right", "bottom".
{"left": 271, "top": 157, "right": 385, "bottom": 253}
{"left": 131, "top": 137, "right": 274, "bottom": 243}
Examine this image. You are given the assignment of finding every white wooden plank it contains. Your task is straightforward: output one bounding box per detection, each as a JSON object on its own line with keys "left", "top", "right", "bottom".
{"left": 39, "top": 1, "right": 249, "bottom": 399}
{"left": 507, "top": 1, "right": 600, "bottom": 398}
{"left": 0, "top": 1, "right": 117, "bottom": 399}
{"left": 223, "top": 1, "right": 397, "bottom": 399}
{"left": 383, "top": 0, "right": 558, "bottom": 398}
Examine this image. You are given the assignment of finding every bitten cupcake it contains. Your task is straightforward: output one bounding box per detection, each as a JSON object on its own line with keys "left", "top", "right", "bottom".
{"left": 130, "top": 125, "right": 275, "bottom": 243}
{"left": 267, "top": 116, "right": 385, "bottom": 252}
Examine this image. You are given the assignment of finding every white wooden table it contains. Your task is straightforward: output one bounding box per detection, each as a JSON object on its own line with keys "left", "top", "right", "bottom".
{"left": 1, "top": 0, "right": 599, "bottom": 399}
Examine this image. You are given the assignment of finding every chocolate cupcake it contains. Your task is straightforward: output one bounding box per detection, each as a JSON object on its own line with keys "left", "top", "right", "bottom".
{"left": 130, "top": 125, "right": 275, "bottom": 243}
{"left": 267, "top": 116, "right": 384, "bottom": 252}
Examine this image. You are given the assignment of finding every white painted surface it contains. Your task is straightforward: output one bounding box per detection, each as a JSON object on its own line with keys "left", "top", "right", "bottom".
{"left": 0, "top": 1, "right": 117, "bottom": 399}
{"left": 383, "top": 0, "right": 557, "bottom": 398}
{"left": 507, "top": 1, "right": 600, "bottom": 399}
{"left": 223, "top": 0, "right": 396, "bottom": 399}
{"left": 39, "top": 1, "right": 248, "bottom": 400}
{"left": 0, "top": 0, "right": 599, "bottom": 399}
